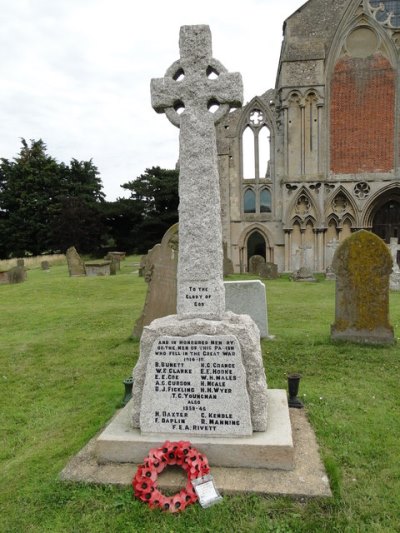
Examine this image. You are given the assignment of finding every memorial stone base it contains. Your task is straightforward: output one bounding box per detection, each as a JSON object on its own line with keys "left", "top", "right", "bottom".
{"left": 93, "top": 312, "right": 294, "bottom": 470}
{"left": 95, "top": 389, "right": 294, "bottom": 470}
{"left": 130, "top": 313, "right": 268, "bottom": 435}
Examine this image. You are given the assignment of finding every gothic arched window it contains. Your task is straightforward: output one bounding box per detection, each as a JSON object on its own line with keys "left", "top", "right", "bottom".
{"left": 260, "top": 188, "right": 271, "bottom": 213}
{"left": 241, "top": 104, "right": 273, "bottom": 216}
{"left": 244, "top": 188, "right": 256, "bottom": 213}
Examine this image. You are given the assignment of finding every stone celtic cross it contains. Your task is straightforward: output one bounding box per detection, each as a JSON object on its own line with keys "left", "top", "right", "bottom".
{"left": 151, "top": 25, "right": 243, "bottom": 319}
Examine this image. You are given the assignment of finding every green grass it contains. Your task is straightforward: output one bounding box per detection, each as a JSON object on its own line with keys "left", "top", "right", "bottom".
{"left": 1, "top": 264, "right": 399, "bottom": 532}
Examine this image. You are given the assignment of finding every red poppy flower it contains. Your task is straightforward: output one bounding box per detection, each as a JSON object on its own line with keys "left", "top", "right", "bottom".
{"left": 132, "top": 441, "right": 211, "bottom": 513}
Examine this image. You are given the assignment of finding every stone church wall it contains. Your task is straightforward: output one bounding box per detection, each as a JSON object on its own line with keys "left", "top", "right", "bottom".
{"left": 217, "top": 0, "right": 400, "bottom": 274}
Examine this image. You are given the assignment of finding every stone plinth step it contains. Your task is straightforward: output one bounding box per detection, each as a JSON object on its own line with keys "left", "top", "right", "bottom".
{"left": 95, "top": 389, "right": 293, "bottom": 470}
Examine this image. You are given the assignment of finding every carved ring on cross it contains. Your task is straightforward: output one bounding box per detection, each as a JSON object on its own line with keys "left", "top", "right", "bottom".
{"left": 163, "top": 58, "right": 231, "bottom": 128}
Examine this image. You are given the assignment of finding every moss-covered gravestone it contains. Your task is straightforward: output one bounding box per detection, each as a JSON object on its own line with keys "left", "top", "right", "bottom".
{"left": 331, "top": 230, "right": 394, "bottom": 345}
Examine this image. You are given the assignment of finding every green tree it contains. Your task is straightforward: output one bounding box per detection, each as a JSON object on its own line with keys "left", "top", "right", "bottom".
{"left": 120, "top": 166, "right": 179, "bottom": 253}
{"left": 50, "top": 159, "right": 105, "bottom": 254}
{"left": 100, "top": 199, "right": 144, "bottom": 254}
{"left": 0, "top": 139, "right": 105, "bottom": 257}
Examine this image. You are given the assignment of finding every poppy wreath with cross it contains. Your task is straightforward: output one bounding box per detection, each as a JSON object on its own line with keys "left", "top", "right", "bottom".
{"left": 132, "top": 440, "right": 210, "bottom": 513}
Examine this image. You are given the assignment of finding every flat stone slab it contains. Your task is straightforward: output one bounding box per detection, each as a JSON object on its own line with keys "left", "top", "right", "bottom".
{"left": 60, "top": 402, "right": 331, "bottom": 499}
{"left": 224, "top": 280, "right": 272, "bottom": 339}
{"left": 97, "top": 389, "right": 292, "bottom": 469}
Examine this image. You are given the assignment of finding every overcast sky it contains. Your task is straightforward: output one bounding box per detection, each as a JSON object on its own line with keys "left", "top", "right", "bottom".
{"left": 0, "top": 0, "right": 303, "bottom": 200}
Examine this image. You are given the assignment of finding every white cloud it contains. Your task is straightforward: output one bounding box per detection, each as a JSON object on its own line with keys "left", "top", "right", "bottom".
{"left": 0, "top": 0, "right": 301, "bottom": 199}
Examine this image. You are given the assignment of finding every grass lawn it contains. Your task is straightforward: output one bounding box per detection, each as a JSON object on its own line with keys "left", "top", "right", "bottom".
{"left": 1, "top": 260, "right": 399, "bottom": 532}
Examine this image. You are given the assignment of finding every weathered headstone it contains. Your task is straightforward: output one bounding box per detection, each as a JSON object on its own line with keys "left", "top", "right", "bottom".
{"left": 388, "top": 237, "right": 400, "bottom": 291}
{"left": 331, "top": 230, "right": 394, "bottom": 344}
{"left": 105, "top": 251, "right": 126, "bottom": 261}
{"left": 138, "top": 254, "right": 147, "bottom": 277}
{"left": 85, "top": 261, "right": 111, "bottom": 276}
{"left": 7, "top": 265, "right": 26, "bottom": 284}
{"left": 249, "top": 255, "right": 266, "bottom": 276}
{"left": 66, "top": 247, "right": 86, "bottom": 277}
{"left": 223, "top": 241, "right": 234, "bottom": 276}
{"left": 41, "top": 260, "right": 50, "bottom": 271}
{"left": 292, "top": 266, "right": 316, "bottom": 282}
{"left": 264, "top": 262, "right": 279, "bottom": 280}
{"left": 325, "top": 265, "right": 336, "bottom": 280}
{"left": 16, "top": 259, "right": 25, "bottom": 268}
{"left": 133, "top": 226, "right": 271, "bottom": 337}
{"left": 0, "top": 270, "right": 9, "bottom": 284}
{"left": 133, "top": 223, "right": 179, "bottom": 337}
{"left": 131, "top": 25, "right": 268, "bottom": 438}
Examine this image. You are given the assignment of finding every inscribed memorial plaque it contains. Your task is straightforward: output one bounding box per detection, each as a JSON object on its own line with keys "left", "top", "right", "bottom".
{"left": 140, "top": 334, "right": 252, "bottom": 436}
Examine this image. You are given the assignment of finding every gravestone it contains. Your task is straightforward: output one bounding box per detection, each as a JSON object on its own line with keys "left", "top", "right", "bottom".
{"left": 264, "top": 262, "right": 279, "bottom": 280}
{"left": 85, "top": 261, "right": 111, "bottom": 276}
{"left": 224, "top": 280, "right": 272, "bottom": 338}
{"left": 66, "top": 246, "right": 86, "bottom": 277}
{"left": 105, "top": 251, "right": 125, "bottom": 265}
{"left": 292, "top": 266, "right": 316, "bottom": 282}
{"left": 41, "top": 260, "right": 50, "bottom": 271}
{"left": 7, "top": 265, "right": 26, "bottom": 284}
{"left": 138, "top": 254, "right": 147, "bottom": 277}
{"left": 131, "top": 25, "right": 268, "bottom": 438}
{"left": 133, "top": 225, "right": 272, "bottom": 337}
{"left": 325, "top": 265, "right": 336, "bottom": 280}
{"left": 132, "top": 223, "right": 179, "bottom": 337}
{"left": 223, "top": 241, "right": 234, "bottom": 276}
{"left": 388, "top": 237, "right": 400, "bottom": 291}
{"left": 331, "top": 230, "right": 394, "bottom": 344}
{"left": 0, "top": 270, "right": 9, "bottom": 284}
{"left": 16, "top": 259, "right": 25, "bottom": 268}
{"left": 249, "top": 255, "right": 266, "bottom": 276}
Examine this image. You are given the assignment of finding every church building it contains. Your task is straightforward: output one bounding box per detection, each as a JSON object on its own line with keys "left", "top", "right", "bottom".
{"left": 217, "top": 0, "right": 400, "bottom": 273}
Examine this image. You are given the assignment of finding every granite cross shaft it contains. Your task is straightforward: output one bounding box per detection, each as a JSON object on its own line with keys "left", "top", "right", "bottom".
{"left": 151, "top": 25, "right": 243, "bottom": 319}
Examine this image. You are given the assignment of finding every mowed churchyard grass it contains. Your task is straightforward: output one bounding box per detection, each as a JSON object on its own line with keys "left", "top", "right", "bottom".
{"left": 1, "top": 260, "right": 399, "bottom": 533}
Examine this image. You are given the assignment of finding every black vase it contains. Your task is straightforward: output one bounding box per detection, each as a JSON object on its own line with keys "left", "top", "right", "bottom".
{"left": 287, "top": 373, "right": 304, "bottom": 409}
{"left": 122, "top": 377, "right": 134, "bottom": 406}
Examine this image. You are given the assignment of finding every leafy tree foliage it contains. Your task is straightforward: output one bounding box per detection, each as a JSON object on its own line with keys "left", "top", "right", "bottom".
{"left": 118, "top": 166, "right": 179, "bottom": 253}
{"left": 0, "top": 139, "right": 105, "bottom": 258}
{"left": 100, "top": 198, "right": 144, "bottom": 254}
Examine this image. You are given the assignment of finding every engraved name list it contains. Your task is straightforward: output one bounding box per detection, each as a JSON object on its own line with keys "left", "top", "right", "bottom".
{"left": 140, "top": 334, "right": 252, "bottom": 436}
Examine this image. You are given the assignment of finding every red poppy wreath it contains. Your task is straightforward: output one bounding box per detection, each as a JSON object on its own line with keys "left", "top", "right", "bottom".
{"left": 132, "top": 440, "right": 210, "bottom": 513}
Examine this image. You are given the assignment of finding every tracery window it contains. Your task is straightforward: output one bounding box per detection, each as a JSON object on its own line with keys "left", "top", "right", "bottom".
{"left": 368, "top": 1, "right": 400, "bottom": 28}
{"left": 241, "top": 105, "right": 273, "bottom": 216}
{"left": 242, "top": 109, "right": 271, "bottom": 180}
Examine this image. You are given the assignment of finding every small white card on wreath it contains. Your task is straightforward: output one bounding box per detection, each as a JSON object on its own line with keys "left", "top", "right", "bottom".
{"left": 192, "top": 475, "right": 222, "bottom": 508}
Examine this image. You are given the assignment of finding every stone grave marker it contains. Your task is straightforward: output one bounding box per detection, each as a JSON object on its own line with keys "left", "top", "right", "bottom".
{"left": 292, "top": 266, "right": 316, "bottom": 282}
{"left": 331, "top": 230, "right": 394, "bottom": 344}
{"left": 388, "top": 237, "right": 400, "bottom": 291}
{"left": 85, "top": 261, "right": 111, "bottom": 276}
{"left": 0, "top": 270, "right": 9, "bottom": 284}
{"left": 224, "top": 280, "right": 272, "bottom": 338}
{"left": 7, "top": 265, "right": 26, "bottom": 284}
{"left": 264, "top": 262, "right": 279, "bottom": 280}
{"left": 41, "top": 260, "right": 50, "bottom": 271}
{"left": 66, "top": 246, "right": 86, "bottom": 277}
{"left": 133, "top": 224, "right": 272, "bottom": 338}
{"left": 249, "top": 255, "right": 266, "bottom": 276}
{"left": 223, "top": 241, "right": 234, "bottom": 276}
{"left": 130, "top": 25, "right": 268, "bottom": 438}
{"left": 132, "top": 223, "right": 178, "bottom": 337}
